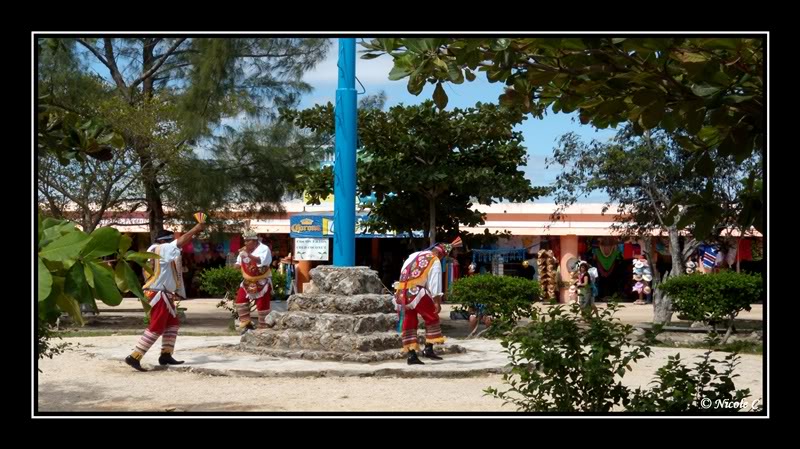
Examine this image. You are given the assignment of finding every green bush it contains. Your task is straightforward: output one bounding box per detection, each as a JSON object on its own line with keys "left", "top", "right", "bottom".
{"left": 486, "top": 303, "right": 758, "bottom": 413}
{"left": 198, "top": 266, "right": 242, "bottom": 298}
{"left": 449, "top": 274, "right": 541, "bottom": 334}
{"left": 272, "top": 270, "right": 287, "bottom": 301}
{"left": 659, "top": 272, "right": 763, "bottom": 344}
{"left": 200, "top": 266, "right": 286, "bottom": 320}
{"left": 626, "top": 352, "right": 758, "bottom": 413}
{"left": 37, "top": 212, "right": 154, "bottom": 366}
{"left": 486, "top": 303, "right": 649, "bottom": 412}
{"left": 199, "top": 266, "right": 287, "bottom": 299}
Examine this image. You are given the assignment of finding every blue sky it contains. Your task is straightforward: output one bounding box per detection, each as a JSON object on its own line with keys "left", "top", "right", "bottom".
{"left": 80, "top": 39, "right": 614, "bottom": 203}
{"left": 298, "top": 42, "right": 614, "bottom": 203}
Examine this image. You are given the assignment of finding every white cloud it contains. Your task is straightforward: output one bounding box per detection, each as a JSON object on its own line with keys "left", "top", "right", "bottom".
{"left": 303, "top": 47, "right": 398, "bottom": 86}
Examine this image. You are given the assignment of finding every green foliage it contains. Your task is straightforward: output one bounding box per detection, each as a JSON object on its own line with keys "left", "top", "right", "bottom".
{"left": 485, "top": 302, "right": 757, "bottom": 413}
{"left": 37, "top": 98, "right": 124, "bottom": 165}
{"left": 271, "top": 270, "right": 287, "bottom": 301}
{"left": 199, "top": 266, "right": 243, "bottom": 298}
{"left": 364, "top": 37, "right": 764, "bottom": 234}
{"left": 166, "top": 122, "right": 326, "bottom": 221}
{"left": 659, "top": 271, "right": 761, "bottom": 327}
{"left": 36, "top": 319, "right": 70, "bottom": 371}
{"left": 37, "top": 211, "right": 155, "bottom": 364}
{"left": 37, "top": 37, "right": 330, "bottom": 238}
{"left": 626, "top": 352, "right": 757, "bottom": 413}
{"left": 449, "top": 274, "right": 541, "bottom": 334}
{"left": 201, "top": 267, "right": 286, "bottom": 319}
{"left": 486, "top": 303, "right": 650, "bottom": 412}
{"left": 549, "top": 127, "right": 759, "bottom": 240}
{"left": 283, "top": 101, "right": 548, "bottom": 242}
{"left": 660, "top": 271, "right": 762, "bottom": 344}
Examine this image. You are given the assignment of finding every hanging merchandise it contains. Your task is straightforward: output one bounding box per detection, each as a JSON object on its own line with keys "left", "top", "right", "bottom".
{"left": 596, "top": 263, "right": 614, "bottom": 278}
{"left": 632, "top": 256, "right": 651, "bottom": 304}
{"left": 738, "top": 239, "right": 753, "bottom": 261}
{"left": 656, "top": 239, "right": 671, "bottom": 256}
{"left": 222, "top": 237, "right": 231, "bottom": 255}
{"left": 726, "top": 245, "right": 738, "bottom": 266}
{"left": 623, "top": 243, "right": 634, "bottom": 259}
{"left": 442, "top": 257, "right": 457, "bottom": 293}
{"left": 702, "top": 246, "right": 719, "bottom": 269}
{"left": 285, "top": 263, "right": 293, "bottom": 293}
{"left": 230, "top": 236, "right": 241, "bottom": 253}
{"left": 593, "top": 246, "right": 621, "bottom": 271}
{"left": 472, "top": 247, "right": 528, "bottom": 263}
{"left": 535, "top": 249, "right": 559, "bottom": 301}
{"left": 568, "top": 269, "right": 580, "bottom": 304}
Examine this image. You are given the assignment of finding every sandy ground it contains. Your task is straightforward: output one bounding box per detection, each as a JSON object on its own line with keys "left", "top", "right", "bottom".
{"left": 36, "top": 339, "right": 763, "bottom": 413}
{"left": 37, "top": 299, "right": 764, "bottom": 413}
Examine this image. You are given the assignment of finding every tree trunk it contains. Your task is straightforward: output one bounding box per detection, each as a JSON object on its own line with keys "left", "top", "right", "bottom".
{"left": 668, "top": 226, "right": 683, "bottom": 276}
{"left": 651, "top": 226, "right": 686, "bottom": 325}
{"left": 137, "top": 43, "right": 163, "bottom": 243}
{"left": 721, "top": 313, "right": 737, "bottom": 345}
{"left": 142, "top": 39, "right": 155, "bottom": 99}
{"left": 138, "top": 149, "right": 164, "bottom": 243}
{"left": 429, "top": 197, "right": 436, "bottom": 247}
{"left": 82, "top": 210, "right": 97, "bottom": 234}
{"left": 736, "top": 236, "right": 742, "bottom": 273}
{"left": 652, "top": 270, "right": 671, "bottom": 324}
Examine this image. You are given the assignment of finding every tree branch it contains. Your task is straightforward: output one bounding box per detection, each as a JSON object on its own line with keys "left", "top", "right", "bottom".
{"left": 102, "top": 38, "right": 129, "bottom": 93}
{"left": 153, "top": 62, "right": 192, "bottom": 78}
{"left": 38, "top": 176, "right": 89, "bottom": 210}
{"left": 237, "top": 51, "right": 316, "bottom": 58}
{"left": 131, "top": 38, "right": 188, "bottom": 89}
{"left": 76, "top": 39, "right": 111, "bottom": 70}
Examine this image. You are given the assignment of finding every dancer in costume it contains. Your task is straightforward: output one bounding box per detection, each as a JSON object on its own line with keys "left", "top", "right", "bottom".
{"left": 234, "top": 229, "right": 273, "bottom": 334}
{"left": 125, "top": 221, "right": 205, "bottom": 372}
{"left": 393, "top": 237, "right": 462, "bottom": 365}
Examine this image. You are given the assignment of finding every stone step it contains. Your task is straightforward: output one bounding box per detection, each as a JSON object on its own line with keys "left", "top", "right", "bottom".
{"left": 264, "top": 311, "right": 398, "bottom": 334}
{"left": 236, "top": 344, "right": 467, "bottom": 363}
{"left": 241, "top": 329, "right": 402, "bottom": 352}
{"left": 308, "top": 266, "right": 386, "bottom": 295}
{"left": 287, "top": 293, "right": 394, "bottom": 314}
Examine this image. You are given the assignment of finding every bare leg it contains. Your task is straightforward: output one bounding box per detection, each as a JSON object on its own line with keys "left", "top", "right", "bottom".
{"left": 468, "top": 314, "right": 479, "bottom": 338}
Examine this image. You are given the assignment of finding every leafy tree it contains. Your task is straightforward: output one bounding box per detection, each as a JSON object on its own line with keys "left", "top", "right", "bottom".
{"left": 37, "top": 211, "right": 156, "bottom": 364}
{"left": 38, "top": 37, "right": 330, "bottom": 240}
{"left": 548, "top": 126, "right": 759, "bottom": 323}
{"left": 362, "top": 37, "right": 764, "bottom": 235}
{"left": 283, "top": 100, "right": 547, "bottom": 245}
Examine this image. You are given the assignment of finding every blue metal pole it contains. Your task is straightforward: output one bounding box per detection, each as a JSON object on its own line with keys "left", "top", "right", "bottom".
{"left": 333, "top": 38, "right": 357, "bottom": 266}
